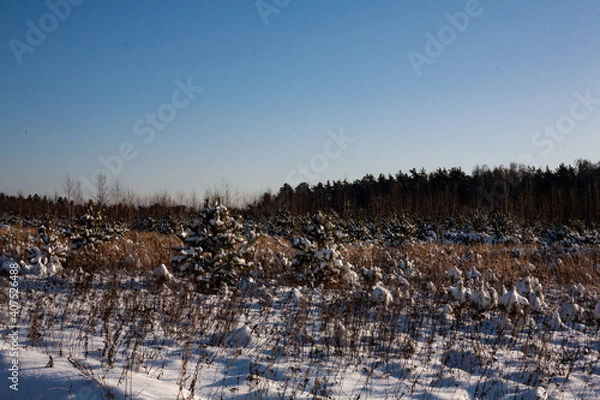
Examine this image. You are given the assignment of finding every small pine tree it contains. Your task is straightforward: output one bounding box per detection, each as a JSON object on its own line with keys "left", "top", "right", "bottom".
{"left": 171, "top": 200, "right": 258, "bottom": 293}
{"left": 69, "top": 202, "right": 126, "bottom": 251}
{"left": 24, "top": 223, "right": 68, "bottom": 275}
{"left": 381, "top": 214, "right": 417, "bottom": 246}
{"left": 488, "top": 210, "right": 517, "bottom": 242}
{"left": 291, "top": 211, "right": 355, "bottom": 287}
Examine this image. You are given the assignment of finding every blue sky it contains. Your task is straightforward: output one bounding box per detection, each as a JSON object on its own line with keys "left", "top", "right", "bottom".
{"left": 1, "top": 0, "right": 599, "bottom": 200}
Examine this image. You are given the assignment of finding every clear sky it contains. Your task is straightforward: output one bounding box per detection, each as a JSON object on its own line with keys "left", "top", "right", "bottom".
{"left": 1, "top": 0, "right": 599, "bottom": 200}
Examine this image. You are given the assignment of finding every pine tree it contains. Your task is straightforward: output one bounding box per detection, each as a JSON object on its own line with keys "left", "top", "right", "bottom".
{"left": 171, "top": 199, "right": 258, "bottom": 293}
{"left": 291, "top": 211, "right": 356, "bottom": 287}
{"left": 69, "top": 202, "right": 126, "bottom": 251}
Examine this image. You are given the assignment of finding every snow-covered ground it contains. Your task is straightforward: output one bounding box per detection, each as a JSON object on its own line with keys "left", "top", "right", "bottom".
{"left": 1, "top": 267, "right": 599, "bottom": 399}
{"left": 1, "top": 210, "right": 600, "bottom": 399}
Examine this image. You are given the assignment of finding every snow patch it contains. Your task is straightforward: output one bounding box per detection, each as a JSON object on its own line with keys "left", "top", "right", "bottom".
{"left": 153, "top": 263, "right": 174, "bottom": 281}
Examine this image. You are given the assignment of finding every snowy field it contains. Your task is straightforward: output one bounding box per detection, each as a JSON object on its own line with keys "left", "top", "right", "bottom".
{"left": 1, "top": 208, "right": 600, "bottom": 399}
{"left": 1, "top": 269, "right": 599, "bottom": 399}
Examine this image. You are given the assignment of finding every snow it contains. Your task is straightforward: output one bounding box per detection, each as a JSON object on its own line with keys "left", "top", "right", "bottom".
{"left": 466, "top": 265, "right": 481, "bottom": 281}
{"left": 448, "top": 280, "right": 468, "bottom": 304}
{"left": 558, "top": 301, "right": 582, "bottom": 322}
{"left": 446, "top": 265, "right": 462, "bottom": 282}
{"left": 2, "top": 216, "right": 600, "bottom": 399}
{"left": 1, "top": 273, "right": 599, "bottom": 399}
{"left": 548, "top": 311, "right": 567, "bottom": 331}
{"left": 370, "top": 285, "right": 393, "bottom": 305}
{"left": 468, "top": 286, "right": 495, "bottom": 312}
{"left": 0, "top": 345, "right": 198, "bottom": 400}
{"left": 1, "top": 258, "right": 18, "bottom": 273}
{"left": 225, "top": 325, "right": 255, "bottom": 348}
{"left": 498, "top": 286, "right": 529, "bottom": 315}
{"left": 529, "top": 291, "right": 546, "bottom": 313}
{"left": 153, "top": 263, "right": 174, "bottom": 281}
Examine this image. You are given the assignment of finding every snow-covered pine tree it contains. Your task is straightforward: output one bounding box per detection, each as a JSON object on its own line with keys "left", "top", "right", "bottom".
{"left": 25, "top": 223, "right": 68, "bottom": 275}
{"left": 291, "top": 211, "right": 356, "bottom": 287}
{"left": 380, "top": 214, "right": 417, "bottom": 246}
{"left": 171, "top": 199, "right": 258, "bottom": 293}
{"left": 68, "top": 202, "right": 127, "bottom": 251}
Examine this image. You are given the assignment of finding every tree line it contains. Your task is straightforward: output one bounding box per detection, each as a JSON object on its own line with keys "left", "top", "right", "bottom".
{"left": 248, "top": 159, "right": 600, "bottom": 224}
{"left": 1, "top": 159, "right": 599, "bottom": 225}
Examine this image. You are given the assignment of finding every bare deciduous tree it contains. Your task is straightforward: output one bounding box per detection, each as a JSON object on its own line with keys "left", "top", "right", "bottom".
{"left": 175, "top": 190, "right": 187, "bottom": 206}
{"left": 112, "top": 180, "right": 124, "bottom": 206}
{"left": 189, "top": 190, "right": 199, "bottom": 211}
{"left": 73, "top": 180, "right": 84, "bottom": 205}
{"left": 94, "top": 171, "right": 111, "bottom": 206}
{"left": 62, "top": 173, "right": 76, "bottom": 201}
{"left": 124, "top": 187, "right": 137, "bottom": 207}
{"left": 61, "top": 172, "right": 77, "bottom": 219}
{"left": 221, "top": 179, "right": 235, "bottom": 208}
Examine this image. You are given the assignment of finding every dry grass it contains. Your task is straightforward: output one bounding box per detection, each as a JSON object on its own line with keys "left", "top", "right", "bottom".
{"left": 343, "top": 242, "right": 600, "bottom": 291}
{"left": 59, "top": 230, "right": 179, "bottom": 274}
{"left": 3, "top": 223, "right": 598, "bottom": 290}
{"left": 3, "top": 228, "right": 600, "bottom": 399}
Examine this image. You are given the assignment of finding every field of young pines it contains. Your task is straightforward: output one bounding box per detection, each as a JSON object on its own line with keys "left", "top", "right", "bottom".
{"left": 1, "top": 201, "right": 599, "bottom": 399}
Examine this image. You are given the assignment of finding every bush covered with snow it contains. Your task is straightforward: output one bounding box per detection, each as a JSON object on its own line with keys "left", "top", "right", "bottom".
{"left": 379, "top": 214, "right": 417, "bottom": 246}
{"left": 23, "top": 224, "right": 68, "bottom": 276}
{"left": 153, "top": 263, "right": 174, "bottom": 282}
{"left": 498, "top": 286, "right": 530, "bottom": 317}
{"left": 291, "top": 212, "right": 356, "bottom": 287}
{"left": 171, "top": 200, "right": 258, "bottom": 293}
{"left": 68, "top": 203, "right": 127, "bottom": 251}
{"left": 132, "top": 215, "right": 185, "bottom": 235}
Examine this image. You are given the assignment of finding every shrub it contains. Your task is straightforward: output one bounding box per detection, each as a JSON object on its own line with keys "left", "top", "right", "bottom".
{"left": 68, "top": 203, "right": 127, "bottom": 251}
{"left": 380, "top": 214, "right": 417, "bottom": 246}
{"left": 291, "top": 212, "right": 356, "bottom": 287}
{"left": 171, "top": 200, "right": 258, "bottom": 293}
{"left": 25, "top": 224, "right": 68, "bottom": 275}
